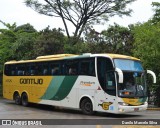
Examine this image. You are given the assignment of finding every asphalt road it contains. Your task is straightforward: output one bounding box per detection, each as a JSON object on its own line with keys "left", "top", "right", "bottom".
{"left": 0, "top": 98, "right": 160, "bottom": 127}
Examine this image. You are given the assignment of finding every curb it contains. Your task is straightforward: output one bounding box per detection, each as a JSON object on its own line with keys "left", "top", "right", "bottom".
{"left": 147, "top": 108, "right": 160, "bottom": 110}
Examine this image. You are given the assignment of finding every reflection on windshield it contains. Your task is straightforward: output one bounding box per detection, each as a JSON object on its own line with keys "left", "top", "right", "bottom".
{"left": 114, "top": 59, "right": 143, "bottom": 71}
{"left": 118, "top": 72, "right": 147, "bottom": 98}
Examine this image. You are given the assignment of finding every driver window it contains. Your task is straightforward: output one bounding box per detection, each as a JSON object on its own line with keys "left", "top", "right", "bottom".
{"left": 106, "top": 72, "right": 116, "bottom": 89}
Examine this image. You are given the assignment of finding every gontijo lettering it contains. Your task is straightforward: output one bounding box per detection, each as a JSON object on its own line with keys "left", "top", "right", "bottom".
{"left": 20, "top": 78, "right": 43, "bottom": 85}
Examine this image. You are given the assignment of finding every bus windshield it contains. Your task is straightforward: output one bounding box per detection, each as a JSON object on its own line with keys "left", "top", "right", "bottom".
{"left": 114, "top": 59, "right": 143, "bottom": 71}
{"left": 114, "top": 59, "right": 147, "bottom": 98}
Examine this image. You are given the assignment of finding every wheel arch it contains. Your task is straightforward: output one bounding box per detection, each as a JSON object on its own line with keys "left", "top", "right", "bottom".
{"left": 79, "top": 95, "right": 95, "bottom": 111}
{"left": 21, "top": 91, "right": 30, "bottom": 101}
{"left": 13, "top": 91, "right": 21, "bottom": 100}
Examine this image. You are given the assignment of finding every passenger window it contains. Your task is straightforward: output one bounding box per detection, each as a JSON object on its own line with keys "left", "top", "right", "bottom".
{"left": 16, "top": 64, "right": 25, "bottom": 76}
{"left": 79, "top": 58, "right": 95, "bottom": 76}
{"left": 50, "top": 62, "right": 61, "bottom": 75}
{"left": 64, "top": 60, "right": 78, "bottom": 75}
{"left": 4, "top": 65, "right": 13, "bottom": 76}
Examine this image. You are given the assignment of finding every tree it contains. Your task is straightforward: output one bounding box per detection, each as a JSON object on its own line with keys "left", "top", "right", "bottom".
{"left": 152, "top": 2, "right": 160, "bottom": 24}
{"left": 11, "top": 23, "right": 38, "bottom": 60}
{"left": 14, "top": 23, "right": 37, "bottom": 33}
{"left": 0, "top": 21, "right": 17, "bottom": 66}
{"left": 132, "top": 21, "right": 160, "bottom": 106}
{"left": 33, "top": 27, "right": 65, "bottom": 57}
{"left": 101, "top": 23, "right": 134, "bottom": 54}
{"left": 0, "top": 21, "right": 17, "bottom": 89}
{"left": 25, "top": 0, "right": 136, "bottom": 42}
{"left": 84, "top": 23, "right": 134, "bottom": 54}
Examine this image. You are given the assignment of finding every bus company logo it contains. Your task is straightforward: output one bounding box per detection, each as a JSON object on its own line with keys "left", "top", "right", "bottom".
{"left": 98, "top": 102, "right": 113, "bottom": 110}
{"left": 2, "top": 120, "right": 11, "bottom": 125}
{"left": 80, "top": 81, "right": 95, "bottom": 86}
{"left": 20, "top": 78, "right": 43, "bottom": 85}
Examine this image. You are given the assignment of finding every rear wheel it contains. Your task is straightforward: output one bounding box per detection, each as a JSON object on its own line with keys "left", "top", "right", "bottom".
{"left": 14, "top": 93, "right": 21, "bottom": 105}
{"left": 21, "top": 93, "right": 29, "bottom": 107}
{"left": 81, "top": 98, "right": 94, "bottom": 115}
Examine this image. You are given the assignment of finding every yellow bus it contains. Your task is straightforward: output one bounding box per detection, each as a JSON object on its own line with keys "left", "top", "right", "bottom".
{"left": 3, "top": 53, "right": 156, "bottom": 114}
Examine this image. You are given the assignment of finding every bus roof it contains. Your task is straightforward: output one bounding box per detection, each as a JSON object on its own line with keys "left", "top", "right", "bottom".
{"left": 105, "top": 54, "right": 140, "bottom": 60}
{"left": 5, "top": 53, "right": 140, "bottom": 64}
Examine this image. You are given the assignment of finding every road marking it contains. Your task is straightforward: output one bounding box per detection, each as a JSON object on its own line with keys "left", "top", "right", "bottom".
{"left": 96, "top": 125, "right": 102, "bottom": 128}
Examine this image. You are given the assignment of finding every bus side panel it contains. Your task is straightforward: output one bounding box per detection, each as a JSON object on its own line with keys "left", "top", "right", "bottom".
{"left": 3, "top": 75, "right": 53, "bottom": 103}
{"left": 39, "top": 76, "right": 98, "bottom": 109}
{"left": 3, "top": 75, "right": 17, "bottom": 100}
{"left": 76, "top": 76, "right": 99, "bottom": 110}
{"left": 40, "top": 76, "right": 78, "bottom": 107}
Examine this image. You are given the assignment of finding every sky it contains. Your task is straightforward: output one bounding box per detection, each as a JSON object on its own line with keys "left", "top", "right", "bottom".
{"left": 0, "top": 0, "right": 160, "bottom": 35}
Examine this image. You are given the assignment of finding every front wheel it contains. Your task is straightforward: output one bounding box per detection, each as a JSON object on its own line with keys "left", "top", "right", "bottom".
{"left": 81, "top": 98, "right": 94, "bottom": 115}
{"left": 21, "top": 93, "right": 29, "bottom": 107}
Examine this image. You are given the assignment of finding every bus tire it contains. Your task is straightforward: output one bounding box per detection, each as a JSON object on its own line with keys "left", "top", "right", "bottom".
{"left": 21, "top": 93, "right": 29, "bottom": 107}
{"left": 14, "top": 92, "right": 21, "bottom": 105}
{"left": 80, "top": 98, "right": 94, "bottom": 115}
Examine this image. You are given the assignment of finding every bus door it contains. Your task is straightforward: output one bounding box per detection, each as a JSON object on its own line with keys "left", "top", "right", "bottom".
{"left": 96, "top": 57, "right": 117, "bottom": 112}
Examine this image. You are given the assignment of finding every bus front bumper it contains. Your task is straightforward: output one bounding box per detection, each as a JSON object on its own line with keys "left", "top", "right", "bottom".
{"left": 117, "top": 102, "right": 148, "bottom": 113}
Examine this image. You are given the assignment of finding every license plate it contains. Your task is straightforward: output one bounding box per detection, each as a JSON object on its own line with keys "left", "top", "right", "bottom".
{"left": 134, "top": 108, "right": 139, "bottom": 111}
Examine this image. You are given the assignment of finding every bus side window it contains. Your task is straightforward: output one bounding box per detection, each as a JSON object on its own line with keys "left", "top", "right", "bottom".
{"left": 43, "top": 62, "right": 49, "bottom": 75}
{"left": 43, "top": 69, "right": 48, "bottom": 75}
{"left": 11, "top": 70, "right": 15, "bottom": 76}
{"left": 18, "top": 70, "right": 24, "bottom": 76}
{"left": 4, "top": 64, "right": 13, "bottom": 76}
{"left": 25, "top": 64, "right": 30, "bottom": 76}
{"left": 79, "top": 59, "right": 95, "bottom": 76}
{"left": 79, "top": 60, "right": 89, "bottom": 75}
{"left": 50, "top": 61, "right": 61, "bottom": 75}
{"left": 16, "top": 64, "right": 25, "bottom": 76}
{"left": 64, "top": 60, "right": 78, "bottom": 75}
{"left": 51, "top": 67, "right": 59, "bottom": 75}
{"left": 29, "top": 63, "right": 36, "bottom": 75}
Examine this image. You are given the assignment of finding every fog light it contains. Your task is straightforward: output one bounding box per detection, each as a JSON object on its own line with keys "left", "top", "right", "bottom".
{"left": 118, "top": 102, "right": 129, "bottom": 106}
{"left": 118, "top": 108, "right": 124, "bottom": 112}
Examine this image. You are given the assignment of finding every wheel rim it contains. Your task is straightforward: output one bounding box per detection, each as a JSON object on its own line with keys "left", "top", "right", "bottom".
{"left": 84, "top": 102, "right": 92, "bottom": 113}
{"left": 22, "top": 94, "right": 28, "bottom": 106}
{"left": 15, "top": 95, "right": 21, "bottom": 105}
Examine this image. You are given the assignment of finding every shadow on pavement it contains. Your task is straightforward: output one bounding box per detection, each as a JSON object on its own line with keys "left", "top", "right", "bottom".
{"left": 3, "top": 98, "right": 142, "bottom": 119}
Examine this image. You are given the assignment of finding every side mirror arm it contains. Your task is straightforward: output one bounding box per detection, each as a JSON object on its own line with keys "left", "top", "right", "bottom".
{"left": 115, "top": 68, "right": 123, "bottom": 83}
{"left": 147, "top": 70, "right": 156, "bottom": 83}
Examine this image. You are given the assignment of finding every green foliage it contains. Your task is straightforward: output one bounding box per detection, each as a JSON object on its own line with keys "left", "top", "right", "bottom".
{"left": 102, "top": 24, "right": 134, "bottom": 55}
{"left": 152, "top": 2, "right": 160, "bottom": 24}
{"left": 12, "top": 32, "right": 38, "bottom": 60}
{"left": 84, "top": 24, "right": 134, "bottom": 54}
{"left": 33, "top": 27, "right": 65, "bottom": 57}
{"left": 14, "top": 23, "right": 37, "bottom": 33}
{"left": 64, "top": 37, "right": 87, "bottom": 54}
{"left": 132, "top": 21, "right": 160, "bottom": 106}
{"left": 8, "top": 23, "right": 38, "bottom": 60}
{"left": 132, "top": 21, "right": 160, "bottom": 72}
{"left": 0, "top": 23, "right": 17, "bottom": 74}
{"left": 0, "top": 20, "right": 17, "bottom": 31}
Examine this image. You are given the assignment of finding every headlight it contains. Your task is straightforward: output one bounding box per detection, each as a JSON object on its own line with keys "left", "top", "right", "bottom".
{"left": 144, "top": 102, "right": 148, "bottom": 105}
{"left": 118, "top": 102, "right": 129, "bottom": 106}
